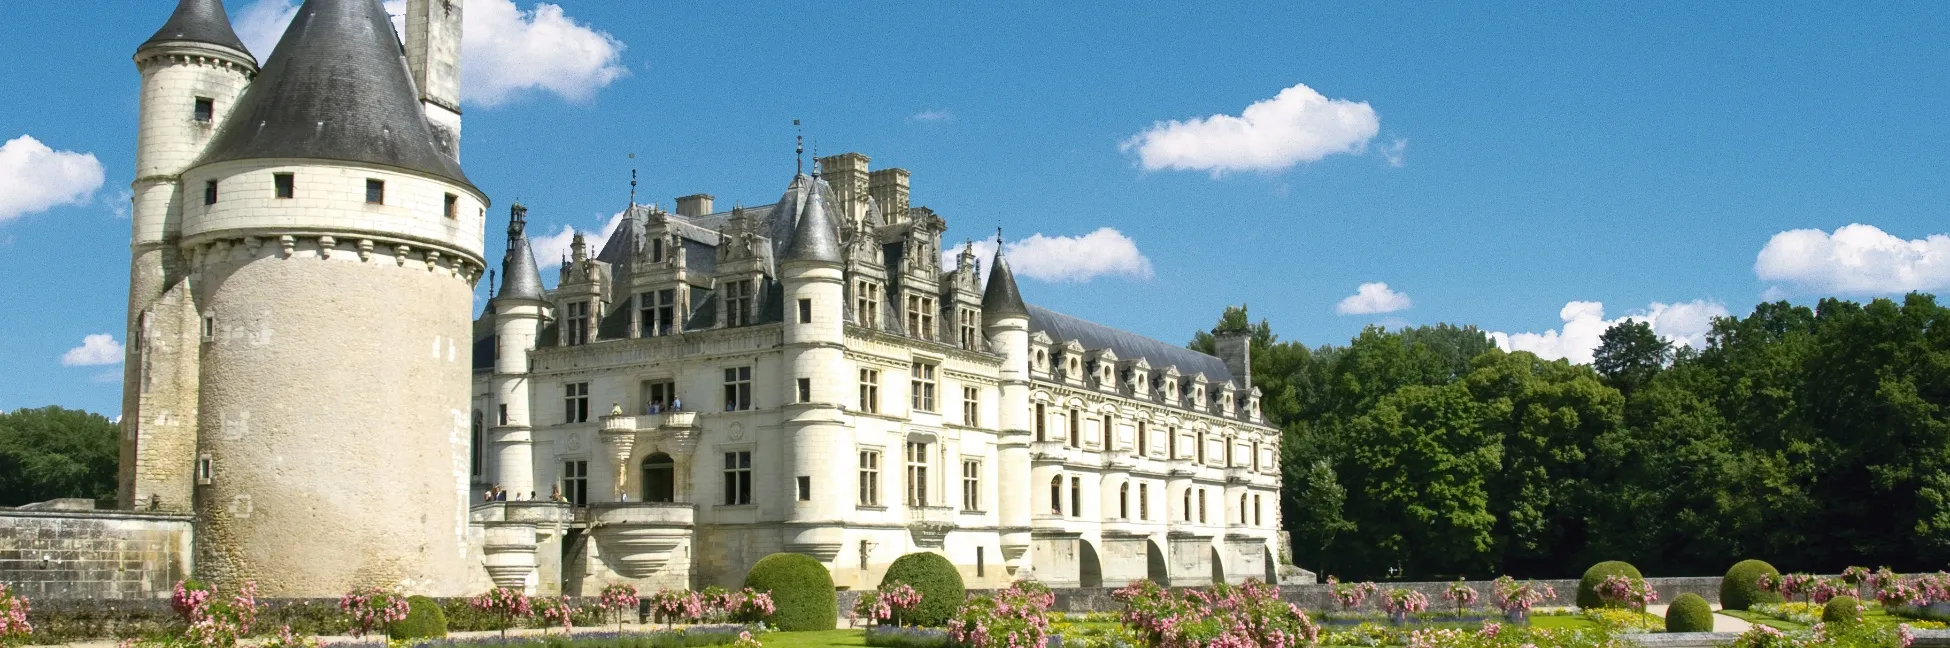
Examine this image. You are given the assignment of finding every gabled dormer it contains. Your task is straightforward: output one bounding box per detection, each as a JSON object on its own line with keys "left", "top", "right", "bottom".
{"left": 1122, "top": 357, "right": 1153, "bottom": 398}
{"left": 1158, "top": 365, "right": 1182, "bottom": 403}
{"left": 1056, "top": 340, "right": 1086, "bottom": 385}
{"left": 1086, "top": 348, "right": 1119, "bottom": 391}
{"left": 1028, "top": 331, "right": 1054, "bottom": 376}
{"left": 1187, "top": 372, "right": 1210, "bottom": 412}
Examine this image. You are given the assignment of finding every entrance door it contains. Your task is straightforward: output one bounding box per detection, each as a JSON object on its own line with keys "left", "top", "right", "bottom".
{"left": 641, "top": 453, "right": 675, "bottom": 503}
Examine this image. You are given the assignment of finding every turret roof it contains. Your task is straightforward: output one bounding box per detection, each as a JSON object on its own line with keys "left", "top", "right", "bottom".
{"left": 140, "top": 0, "right": 253, "bottom": 58}
{"left": 981, "top": 246, "right": 1029, "bottom": 319}
{"left": 783, "top": 175, "right": 842, "bottom": 264}
{"left": 497, "top": 204, "right": 545, "bottom": 302}
{"left": 194, "top": 0, "right": 472, "bottom": 189}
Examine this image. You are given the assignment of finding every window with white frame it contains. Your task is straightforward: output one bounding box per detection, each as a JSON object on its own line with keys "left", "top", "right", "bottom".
{"left": 958, "top": 307, "right": 980, "bottom": 350}
{"left": 1137, "top": 421, "right": 1149, "bottom": 456}
{"left": 564, "top": 382, "right": 589, "bottom": 423}
{"left": 1139, "top": 482, "right": 1150, "bottom": 520}
{"left": 1068, "top": 408, "right": 1081, "bottom": 448}
{"left": 961, "top": 459, "right": 980, "bottom": 511}
{"left": 1034, "top": 403, "right": 1047, "bottom": 441}
{"left": 1198, "top": 488, "right": 1207, "bottom": 523}
{"left": 859, "top": 368, "right": 881, "bottom": 414}
{"left": 856, "top": 280, "right": 880, "bottom": 328}
{"left": 858, "top": 449, "right": 881, "bottom": 506}
{"left": 1182, "top": 488, "right": 1192, "bottom": 521}
{"left": 904, "top": 441, "right": 930, "bottom": 506}
{"left": 911, "top": 361, "right": 937, "bottom": 412}
{"left": 639, "top": 289, "right": 677, "bottom": 337}
{"left": 725, "top": 279, "right": 755, "bottom": 327}
{"left": 1118, "top": 483, "right": 1130, "bottom": 519}
{"left": 906, "top": 295, "right": 937, "bottom": 341}
{"left": 962, "top": 387, "right": 980, "bottom": 427}
{"left": 722, "top": 367, "right": 752, "bottom": 411}
{"left": 1050, "top": 475, "right": 1063, "bottom": 515}
{"left": 1069, "top": 476, "right": 1082, "bottom": 518}
{"left": 565, "top": 300, "right": 590, "bottom": 346}
{"left": 562, "top": 460, "right": 588, "bottom": 506}
{"left": 722, "top": 451, "right": 752, "bottom": 505}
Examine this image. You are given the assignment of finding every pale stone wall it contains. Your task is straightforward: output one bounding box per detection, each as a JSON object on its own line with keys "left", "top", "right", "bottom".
{"left": 182, "top": 160, "right": 488, "bottom": 255}
{"left": 0, "top": 509, "right": 192, "bottom": 600}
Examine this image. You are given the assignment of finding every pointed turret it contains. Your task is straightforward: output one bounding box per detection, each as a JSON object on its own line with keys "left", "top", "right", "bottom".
{"left": 195, "top": 0, "right": 470, "bottom": 187}
{"left": 140, "top": 0, "right": 253, "bottom": 59}
{"left": 784, "top": 176, "right": 842, "bottom": 265}
{"left": 497, "top": 203, "right": 546, "bottom": 302}
{"left": 982, "top": 243, "right": 1029, "bottom": 321}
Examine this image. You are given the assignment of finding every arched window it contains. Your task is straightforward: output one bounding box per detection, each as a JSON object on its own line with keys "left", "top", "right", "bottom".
{"left": 641, "top": 453, "right": 676, "bottom": 503}
{"left": 1119, "top": 483, "right": 1130, "bottom": 519}
{"left": 1182, "top": 489, "right": 1192, "bottom": 522}
{"left": 1050, "top": 475, "right": 1064, "bottom": 515}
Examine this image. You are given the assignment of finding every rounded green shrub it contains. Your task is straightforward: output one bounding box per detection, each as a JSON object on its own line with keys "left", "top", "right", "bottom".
{"left": 1721, "top": 559, "right": 1783, "bottom": 611}
{"left": 1824, "top": 596, "right": 1862, "bottom": 626}
{"left": 878, "top": 552, "right": 966, "bottom": 627}
{"left": 388, "top": 595, "right": 448, "bottom": 640}
{"left": 1578, "top": 561, "right": 1644, "bottom": 609}
{"left": 745, "top": 552, "right": 838, "bottom": 631}
{"left": 1665, "top": 593, "right": 1715, "bottom": 632}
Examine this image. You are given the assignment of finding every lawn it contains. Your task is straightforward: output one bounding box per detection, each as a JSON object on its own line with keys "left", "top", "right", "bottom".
{"left": 1716, "top": 609, "right": 1809, "bottom": 631}
{"left": 757, "top": 629, "right": 868, "bottom": 647}
{"left": 1529, "top": 615, "right": 1605, "bottom": 631}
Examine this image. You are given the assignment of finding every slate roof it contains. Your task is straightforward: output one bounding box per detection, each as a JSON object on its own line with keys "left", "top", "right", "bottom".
{"left": 981, "top": 247, "right": 1028, "bottom": 319}
{"left": 1025, "top": 304, "right": 1233, "bottom": 383}
{"left": 783, "top": 177, "right": 842, "bottom": 263}
{"left": 497, "top": 206, "right": 546, "bottom": 301}
{"left": 195, "top": 0, "right": 473, "bottom": 189}
{"left": 141, "top": 0, "right": 252, "bottom": 57}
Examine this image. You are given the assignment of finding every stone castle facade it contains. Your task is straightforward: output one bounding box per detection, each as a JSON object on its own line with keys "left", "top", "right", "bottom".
{"left": 113, "top": 0, "right": 1284, "bottom": 598}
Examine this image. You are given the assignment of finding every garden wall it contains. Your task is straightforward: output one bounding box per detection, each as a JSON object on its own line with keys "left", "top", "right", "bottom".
{"left": 0, "top": 504, "right": 192, "bottom": 600}
{"left": 917, "top": 577, "right": 1725, "bottom": 613}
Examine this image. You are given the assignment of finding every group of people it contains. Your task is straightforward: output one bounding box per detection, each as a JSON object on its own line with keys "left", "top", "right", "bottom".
{"left": 483, "top": 484, "right": 569, "bottom": 504}
{"left": 645, "top": 398, "right": 682, "bottom": 414}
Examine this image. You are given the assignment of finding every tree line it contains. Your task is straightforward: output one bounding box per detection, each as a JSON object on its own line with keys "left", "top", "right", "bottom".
{"left": 1193, "top": 294, "right": 1950, "bottom": 579}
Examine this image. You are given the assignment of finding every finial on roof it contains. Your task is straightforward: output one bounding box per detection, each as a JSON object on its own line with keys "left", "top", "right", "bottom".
{"left": 627, "top": 153, "right": 638, "bottom": 208}
{"left": 794, "top": 119, "right": 803, "bottom": 176}
{"left": 982, "top": 238, "right": 1028, "bottom": 320}
{"left": 497, "top": 203, "right": 545, "bottom": 302}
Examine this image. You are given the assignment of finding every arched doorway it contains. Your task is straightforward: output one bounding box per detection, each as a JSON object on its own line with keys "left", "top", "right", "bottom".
{"left": 1079, "top": 540, "right": 1103, "bottom": 588}
{"left": 641, "top": 453, "right": 675, "bottom": 503}
{"left": 1263, "top": 546, "right": 1278, "bottom": 584}
{"left": 1145, "top": 540, "right": 1168, "bottom": 585}
{"left": 1209, "top": 546, "right": 1226, "bottom": 585}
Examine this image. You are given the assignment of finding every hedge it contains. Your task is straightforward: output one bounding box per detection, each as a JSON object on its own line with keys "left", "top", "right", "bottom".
{"left": 1721, "top": 559, "right": 1783, "bottom": 611}
{"left": 1824, "top": 596, "right": 1863, "bottom": 625}
{"left": 389, "top": 595, "right": 448, "bottom": 640}
{"left": 878, "top": 552, "right": 966, "bottom": 627}
{"left": 1577, "top": 561, "right": 1644, "bottom": 609}
{"left": 744, "top": 552, "right": 838, "bottom": 631}
{"left": 1665, "top": 593, "right": 1714, "bottom": 632}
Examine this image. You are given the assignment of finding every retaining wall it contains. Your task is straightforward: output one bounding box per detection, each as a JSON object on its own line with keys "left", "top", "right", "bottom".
{"left": 0, "top": 507, "right": 192, "bottom": 600}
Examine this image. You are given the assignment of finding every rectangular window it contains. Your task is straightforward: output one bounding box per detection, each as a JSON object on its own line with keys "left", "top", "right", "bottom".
{"left": 722, "top": 366, "right": 752, "bottom": 411}
{"left": 562, "top": 460, "right": 588, "bottom": 507}
{"left": 906, "top": 295, "right": 936, "bottom": 340}
{"left": 797, "top": 298, "right": 812, "bottom": 324}
{"left": 905, "top": 442, "right": 930, "bottom": 507}
{"left": 976, "top": 547, "right": 985, "bottom": 577}
{"left": 1198, "top": 489, "right": 1208, "bottom": 523}
{"left": 1068, "top": 409, "right": 1081, "bottom": 448}
{"left": 273, "top": 173, "right": 294, "bottom": 199}
{"left": 1034, "top": 403, "right": 1046, "bottom": 441}
{"left": 797, "top": 378, "right": 811, "bottom": 404}
{"left": 961, "top": 459, "right": 980, "bottom": 511}
{"left": 639, "top": 289, "right": 677, "bottom": 337}
{"left": 444, "top": 193, "right": 458, "bottom": 219}
{"left": 959, "top": 307, "right": 981, "bottom": 350}
{"left": 797, "top": 476, "right": 812, "bottom": 502}
{"left": 202, "top": 314, "right": 217, "bottom": 340}
{"left": 1183, "top": 489, "right": 1192, "bottom": 522}
{"left": 497, "top": 404, "right": 508, "bottom": 426}
{"left": 1169, "top": 427, "right": 1178, "bottom": 458}
{"left": 910, "top": 361, "right": 936, "bottom": 412}
{"left": 193, "top": 97, "right": 214, "bottom": 122}
{"left": 651, "top": 238, "right": 664, "bottom": 263}
{"left": 722, "top": 451, "right": 752, "bottom": 505}
{"left": 726, "top": 279, "right": 755, "bottom": 327}
{"left": 858, "top": 449, "right": 881, "bottom": 506}
{"left": 1069, "top": 476, "right": 1082, "bottom": 518}
{"left": 1101, "top": 416, "right": 1113, "bottom": 449}
{"left": 962, "top": 387, "right": 979, "bottom": 427}
{"left": 855, "top": 281, "right": 880, "bottom": 328}
{"left": 1254, "top": 494, "right": 1263, "bottom": 526}
{"left": 641, "top": 380, "right": 676, "bottom": 412}
{"left": 365, "top": 179, "right": 385, "bottom": 204}
{"left": 565, "top": 300, "right": 590, "bottom": 346}
{"left": 858, "top": 368, "right": 880, "bottom": 414}
{"left": 1137, "top": 421, "right": 1149, "bottom": 456}
{"left": 1139, "top": 482, "right": 1150, "bottom": 520}
{"left": 563, "top": 382, "right": 589, "bottom": 423}
{"left": 195, "top": 453, "right": 214, "bottom": 485}
{"left": 203, "top": 180, "right": 218, "bottom": 205}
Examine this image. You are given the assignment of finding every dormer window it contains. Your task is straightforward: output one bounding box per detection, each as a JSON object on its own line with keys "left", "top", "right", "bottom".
{"left": 193, "top": 97, "right": 214, "bottom": 123}
{"left": 651, "top": 238, "right": 665, "bottom": 263}
{"left": 855, "top": 280, "right": 881, "bottom": 328}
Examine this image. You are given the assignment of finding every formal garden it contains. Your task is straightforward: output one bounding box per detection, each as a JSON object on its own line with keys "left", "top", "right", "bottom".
{"left": 4, "top": 553, "right": 1950, "bottom": 648}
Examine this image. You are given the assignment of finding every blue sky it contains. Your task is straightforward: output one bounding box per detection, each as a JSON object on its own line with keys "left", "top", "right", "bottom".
{"left": 3, "top": 1, "right": 1947, "bottom": 416}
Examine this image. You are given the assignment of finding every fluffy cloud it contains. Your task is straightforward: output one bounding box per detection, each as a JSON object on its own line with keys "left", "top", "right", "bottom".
{"left": 1755, "top": 223, "right": 1950, "bottom": 295}
{"left": 1336, "top": 282, "right": 1412, "bottom": 315}
{"left": 1381, "top": 138, "right": 1408, "bottom": 168}
{"left": 62, "top": 334, "right": 124, "bottom": 367}
{"left": 1121, "top": 82, "right": 1380, "bottom": 175}
{"left": 0, "top": 135, "right": 105, "bottom": 223}
{"left": 532, "top": 210, "right": 625, "bottom": 270}
{"left": 910, "top": 110, "right": 955, "bottom": 123}
{"left": 235, "top": 0, "right": 627, "bottom": 107}
{"left": 1490, "top": 300, "right": 1730, "bottom": 365}
{"left": 943, "top": 228, "right": 1154, "bottom": 284}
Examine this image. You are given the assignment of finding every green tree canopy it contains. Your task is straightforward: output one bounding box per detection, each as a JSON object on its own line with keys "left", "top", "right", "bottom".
{"left": 0, "top": 406, "right": 119, "bottom": 506}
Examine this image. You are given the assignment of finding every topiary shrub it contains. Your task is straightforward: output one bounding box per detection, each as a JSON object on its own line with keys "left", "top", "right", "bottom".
{"left": 1824, "top": 596, "right": 1862, "bottom": 626}
{"left": 388, "top": 595, "right": 447, "bottom": 640}
{"left": 1721, "top": 559, "right": 1783, "bottom": 611}
{"left": 1665, "top": 593, "right": 1715, "bottom": 632}
{"left": 1578, "top": 561, "right": 1644, "bottom": 609}
{"left": 878, "top": 552, "right": 965, "bottom": 627}
{"left": 745, "top": 553, "right": 838, "bottom": 631}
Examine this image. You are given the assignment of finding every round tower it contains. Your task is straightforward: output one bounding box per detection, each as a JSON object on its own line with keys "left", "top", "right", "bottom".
{"left": 490, "top": 203, "right": 548, "bottom": 498}
{"left": 180, "top": 0, "right": 487, "bottom": 596}
{"left": 981, "top": 244, "right": 1034, "bottom": 573}
{"left": 777, "top": 175, "right": 851, "bottom": 565}
{"left": 121, "top": 0, "right": 258, "bottom": 511}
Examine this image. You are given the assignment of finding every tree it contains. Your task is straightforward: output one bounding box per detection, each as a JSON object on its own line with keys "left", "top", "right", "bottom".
{"left": 1592, "top": 321, "right": 1671, "bottom": 395}
{"left": 0, "top": 406, "right": 120, "bottom": 506}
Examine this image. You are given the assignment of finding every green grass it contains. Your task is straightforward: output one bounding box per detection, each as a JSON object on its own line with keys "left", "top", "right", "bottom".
{"left": 1529, "top": 616, "right": 1604, "bottom": 631}
{"left": 758, "top": 629, "right": 868, "bottom": 647}
{"left": 1717, "top": 609, "right": 1808, "bottom": 631}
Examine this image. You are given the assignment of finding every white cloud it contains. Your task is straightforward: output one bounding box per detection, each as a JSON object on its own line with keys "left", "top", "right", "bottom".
{"left": 1489, "top": 299, "right": 1730, "bottom": 365}
{"left": 1755, "top": 223, "right": 1950, "bottom": 295}
{"left": 910, "top": 110, "right": 955, "bottom": 123}
{"left": 533, "top": 210, "right": 625, "bottom": 270}
{"left": 942, "top": 228, "right": 1154, "bottom": 284}
{"left": 235, "top": 0, "right": 627, "bottom": 107}
{"left": 1381, "top": 137, "right": 1408, "bottom": 168}
{"left": 62, "top": 334, "right": 124, "bottom": 367}
{"left": 1120, "top": 82, "right": 1381, "bottom": 176}
{"left": 1336, "top": 282, "right": 1413, "bottom": 315}
{"left": 0, "top": 135, "right": 105, "bottom": 223}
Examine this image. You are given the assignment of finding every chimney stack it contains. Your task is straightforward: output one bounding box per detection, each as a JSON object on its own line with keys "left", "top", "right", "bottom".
{"left": 675, "top": 194, "right": 714, "bottom": 218}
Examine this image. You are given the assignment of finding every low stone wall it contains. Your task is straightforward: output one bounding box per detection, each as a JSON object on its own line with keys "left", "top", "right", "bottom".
{"left": 0, "top": 507, "right": 192, "bottom": 600}
{"left": 840, "top": 577, "right": 1728, "bottom": 615}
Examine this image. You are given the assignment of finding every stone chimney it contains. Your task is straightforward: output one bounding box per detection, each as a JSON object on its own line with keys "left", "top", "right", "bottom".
{"left": 1214, "top": 329, "right": 1252, "bottom": 389}
{"left": 868, "top": 168, "right": 910, "bottom": 223}
{"left": 675, "top": 194, "right": 714, "bottom": 218}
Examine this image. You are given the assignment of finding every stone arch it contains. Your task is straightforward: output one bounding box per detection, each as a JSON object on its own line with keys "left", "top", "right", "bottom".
{"left": 1209, "top": 546, "right": 1226, "bottom": 585}
{"left": 640, "top": 452, "right": 675, "bottom": 503}
{"left": 1079, "top": 539, "right": 1103, "bottom": 588}
{"left": 1263, "top": 545, "right": 1278, "bottom": 584}
{"left": 1145, "top": 539, "right": 1168, "bottom": 585}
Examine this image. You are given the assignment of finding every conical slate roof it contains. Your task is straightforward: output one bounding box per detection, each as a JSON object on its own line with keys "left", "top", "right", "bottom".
{"left": 783, "top": 176, "right": 842, "bottom": 264}
{"left": 195, "top": 0, "right": 472, "bottom": 188}
{"left": 140, "top": 0, "right": 253, "bottom": 57}
{"left": 982, "top": 246, "right": 1029, "bottom": 319}
{"left": 497, "top": 204, "right": 545, "bottom": 301}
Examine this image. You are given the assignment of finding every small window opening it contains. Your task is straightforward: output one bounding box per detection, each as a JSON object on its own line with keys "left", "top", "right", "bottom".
{"left": 444, "top": 193, "right": 458, "bottom": 218}
{"left": 365, "top": 179, "right": 385, "bottom": 204}
{"left": 273, "top": 173, "right": 294, "bottom": 199}
{"left": 203, "top": 180, "right": 218, "bottom": 205}
{"left": 193, "top": 97, "right": 214, "bottom": 123}
{"left": 797, "top": 378, "right": 811, "bottom": 403}
{"left": 797, "top": 476, "right": 811, "bottom": 501}
{"left": 797, "top": 298, "right": 812, "bottom": 324}
{"left": 201, "top": 315, "right": 217, "bottom": 340}
{"left": 195, "top": 453, "right": 214, "bottom": 485}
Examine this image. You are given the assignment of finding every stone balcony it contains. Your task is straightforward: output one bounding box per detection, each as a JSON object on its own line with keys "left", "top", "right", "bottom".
{"left": 905, "top": 505, "right": 957, "bottom": 548}
{"left": 1030, "top": 440, "right": 1070, "bottom": 461}
{"left": 587, "top": 502, "right": 695, "bottom": 578}
{"left": 601, "top": 411, "right": 699, "bottom": 434}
